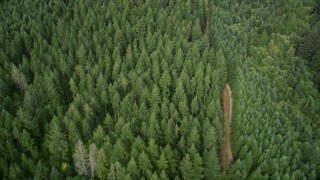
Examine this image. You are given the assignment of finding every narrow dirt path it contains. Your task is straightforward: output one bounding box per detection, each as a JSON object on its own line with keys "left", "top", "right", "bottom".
{"left": 203, "top": 0, "right": 233, "bottom": 174}
{"left": 221, "top": 84, "right": 233, "bottom": 174}
{"left": 204, "top": 0, "right": 209, "bottom": 35}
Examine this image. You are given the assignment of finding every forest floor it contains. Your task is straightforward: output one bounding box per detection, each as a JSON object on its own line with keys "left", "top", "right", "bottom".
{"left": 204, "top": 0, "right": 209, "bottom": 35}
{"left": 221, "top": 84, "right": 234, "bottom": 174}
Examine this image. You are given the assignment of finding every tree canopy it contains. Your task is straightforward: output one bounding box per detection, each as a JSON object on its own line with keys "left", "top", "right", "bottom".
{"left": 0, "top": 0, "right": 319, "bottom": 179}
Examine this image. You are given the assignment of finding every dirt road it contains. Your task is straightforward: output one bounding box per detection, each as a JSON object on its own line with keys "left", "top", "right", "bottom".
{"left": 221, "top": 84, "right": 233, "bottom": 174}
{"left": 202, "top": 1, "right": 233, "bottom": 174}
{"left": 204, "top": 0, "right": 209, "bottom": 35}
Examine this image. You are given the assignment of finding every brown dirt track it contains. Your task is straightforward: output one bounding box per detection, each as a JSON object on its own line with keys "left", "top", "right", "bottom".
{"left": 204, "top": 0, "right": 209, "bottom": 35}
{"left": 203, "top": 1, "right": 233, "bottom": 174}
{"left": 221, "top": 84, "right": 233, "bottom": 174}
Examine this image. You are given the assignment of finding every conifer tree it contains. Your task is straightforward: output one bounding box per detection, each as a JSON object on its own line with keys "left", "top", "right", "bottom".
{"left": 47, "top": 117, "right": 69, "bottom": 167}
{"left": 73, "top": 140, "right": 89, "bottom": 176}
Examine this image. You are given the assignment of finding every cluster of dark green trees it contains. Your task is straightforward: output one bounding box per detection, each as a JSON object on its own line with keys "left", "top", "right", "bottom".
{"left": 298, "top": 1, "right": 320, "bottom": 89}
{"left": 209, "top": 0, "right": 320, "bottom": 179}
{"left": 0, "top": 0, "right": 319, "bottom": 179}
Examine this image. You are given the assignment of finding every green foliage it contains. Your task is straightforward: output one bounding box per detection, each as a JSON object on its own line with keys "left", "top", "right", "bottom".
{"left": 208, "top": 0, "right": 320, "bottom": 179}
{"left": 0, "top": 0, "right": 319, "bottom": 179}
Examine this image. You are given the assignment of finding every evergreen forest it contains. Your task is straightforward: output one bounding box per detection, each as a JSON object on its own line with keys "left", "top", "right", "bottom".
{"left": 0, "top": 0, "right": 320, "bottom": 179}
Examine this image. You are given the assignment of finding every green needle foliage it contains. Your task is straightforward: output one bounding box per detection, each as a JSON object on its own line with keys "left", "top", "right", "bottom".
{"left": 0, "top": 0, "right": 319, "bottom": 179}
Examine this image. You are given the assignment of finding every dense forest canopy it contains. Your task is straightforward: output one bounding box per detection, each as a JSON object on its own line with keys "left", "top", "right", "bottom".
{"left": 0, "top": 0, "right": 319, "bottom": 179}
